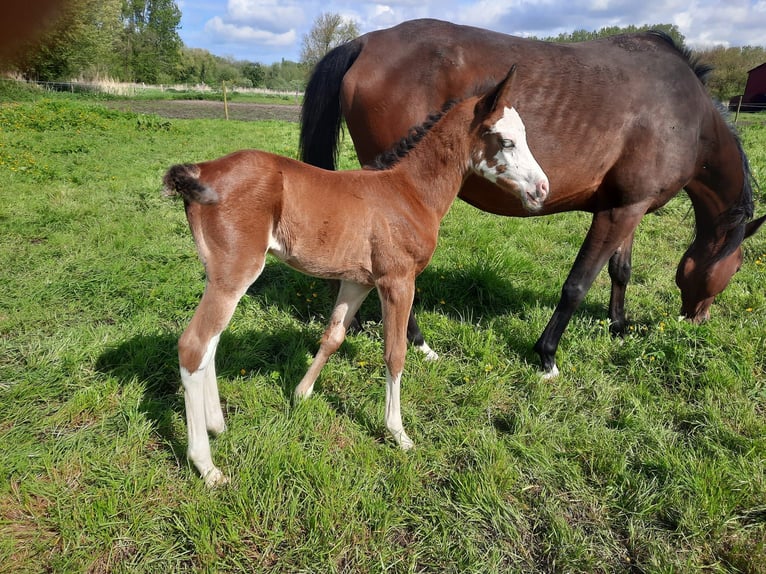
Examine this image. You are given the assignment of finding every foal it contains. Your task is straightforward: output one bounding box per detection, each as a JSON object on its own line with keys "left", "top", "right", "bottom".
{"left": 164, "top": 66, "right": 549, "bottom": 487}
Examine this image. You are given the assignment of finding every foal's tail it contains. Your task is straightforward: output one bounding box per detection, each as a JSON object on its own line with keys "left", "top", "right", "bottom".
{"left": 299, "top": 36, "right": 364, "bottom": 170}
{"left": 162, "top": 164, "right": 219, "bottom": 205}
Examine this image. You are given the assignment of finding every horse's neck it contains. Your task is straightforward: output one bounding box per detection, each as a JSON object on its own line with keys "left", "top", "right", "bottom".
{"left": 393, "top": 108, "right": 472, "bottom": 219}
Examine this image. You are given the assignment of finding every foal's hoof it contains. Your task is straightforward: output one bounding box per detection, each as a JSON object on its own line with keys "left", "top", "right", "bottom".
{"left": 293, "top": 387, "right": 314, "bottom": 403}
{"left": 393, "top": 431, "right": 415, "bottom": 451}
{"left": 203, "top": 467, "right": 229, "bottom": 488}
{"left": 206, "top": 420, "right": 227, "bottom": 436}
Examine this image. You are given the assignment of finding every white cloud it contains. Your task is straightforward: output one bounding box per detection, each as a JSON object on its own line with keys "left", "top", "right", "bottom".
{"left": 181, "top": 0, "right": 766, "bottom": 63}
{"left": 225, "top": 0, "right": 305, "bottom": 32}
{"left": 204, "top": 16, "right": 297, "bottom": 46}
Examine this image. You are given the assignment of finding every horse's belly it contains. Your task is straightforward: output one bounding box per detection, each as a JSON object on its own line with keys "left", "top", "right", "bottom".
{"left": 458, "top": 174, "right": 595, "bottom": 216}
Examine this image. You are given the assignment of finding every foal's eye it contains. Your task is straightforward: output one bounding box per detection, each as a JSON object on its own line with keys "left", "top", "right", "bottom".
{"left": 501, "top": 138, "right": 515, "bottom": 149}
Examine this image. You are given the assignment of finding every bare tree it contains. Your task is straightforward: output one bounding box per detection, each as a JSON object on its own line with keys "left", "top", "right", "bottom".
{"left": 300, "top": 13, "right": 359, "bottom": 70}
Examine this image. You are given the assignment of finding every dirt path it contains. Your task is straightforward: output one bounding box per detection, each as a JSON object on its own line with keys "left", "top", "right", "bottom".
{"left": 104, "top": 99, "right": 301, "bottom": 122}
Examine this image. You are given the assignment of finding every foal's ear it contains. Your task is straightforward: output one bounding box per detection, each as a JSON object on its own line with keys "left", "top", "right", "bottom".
{"left": 486, "top": 64, "right": 518, "bottom": 113}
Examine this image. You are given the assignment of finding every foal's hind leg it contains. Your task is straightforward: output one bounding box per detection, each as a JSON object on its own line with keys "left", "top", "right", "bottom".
{"left": 293, "top": 281, "right": 372, "bottom": 400}
{"left": 179, "top": 259, "right": 266, "bottom": 487}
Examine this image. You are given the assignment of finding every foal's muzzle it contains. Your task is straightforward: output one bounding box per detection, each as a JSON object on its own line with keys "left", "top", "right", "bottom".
{"left": 523, "top": 177, "right": 549, "bottom": 211}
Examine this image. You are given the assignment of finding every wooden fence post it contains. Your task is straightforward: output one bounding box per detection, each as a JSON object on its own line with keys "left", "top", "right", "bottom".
{"left": 222, "top": 81, "right": 229, "bottom": 120}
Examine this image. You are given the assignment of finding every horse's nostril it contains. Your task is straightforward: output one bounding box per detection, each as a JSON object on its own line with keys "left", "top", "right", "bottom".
{"left": 537, "top": 179, "right": 549, "bottom": 198}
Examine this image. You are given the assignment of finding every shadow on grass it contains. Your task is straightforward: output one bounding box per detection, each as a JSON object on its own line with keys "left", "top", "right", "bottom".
{"left": 94, "top": 320, "right": 370, "bottom": 456}
{"left": 95, "top": 256, "right": 622, "bottom": 460}
{"left": 253, "top": 256, "right": 614, "bottom": 334}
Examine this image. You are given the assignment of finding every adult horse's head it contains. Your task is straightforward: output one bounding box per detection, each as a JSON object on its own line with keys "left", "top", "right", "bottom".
{"left": 469, "top": 65, "right": 549, "bottom": 212}
{"left": 676, "top": 214, "right": 765, "bottom": 322}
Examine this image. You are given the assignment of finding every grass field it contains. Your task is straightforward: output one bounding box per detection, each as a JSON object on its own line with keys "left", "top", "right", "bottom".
{"left": 1, "top": 84, "right": 766, "bottom": 573}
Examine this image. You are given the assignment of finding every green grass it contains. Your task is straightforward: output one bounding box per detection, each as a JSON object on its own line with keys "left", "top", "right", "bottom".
{"left": 1, "top": 92, "right": 765, "bottom": 573}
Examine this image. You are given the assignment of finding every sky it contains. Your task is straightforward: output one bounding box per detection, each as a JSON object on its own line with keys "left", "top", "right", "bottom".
{"left": 176, "top": 0, "right": 766, "bottom": 65}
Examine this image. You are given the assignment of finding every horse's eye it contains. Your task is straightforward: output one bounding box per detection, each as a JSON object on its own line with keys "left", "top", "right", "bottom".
{"left": 501, "top": 138, "right": 515, "bottom": 149}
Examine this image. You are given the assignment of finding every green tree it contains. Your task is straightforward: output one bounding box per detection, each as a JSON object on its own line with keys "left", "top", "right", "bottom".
{"left": 241, "top": 61, "right": 265, "bottom": 88}
{"left": 300, "top": 13, "right": 359, "bottom": 71}
{"left": 546, "top": 23, "right": 685, "bottom": 46}
{"left": 120, "top": 0, "right": 182, "bottom": 83}
{"left": 264, "top": 60, "right": 304, "bottom": 91}
{"left": 700, "top": 45, "right": 766, "bottom": 102}
{"left": 12, "top": 0, "right": 122, "bottom": 80}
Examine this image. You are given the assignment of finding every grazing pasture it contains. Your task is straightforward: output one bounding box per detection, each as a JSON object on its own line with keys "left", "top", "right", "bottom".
{"left": 1, "top": 85, "right": 765, "bottom": 572}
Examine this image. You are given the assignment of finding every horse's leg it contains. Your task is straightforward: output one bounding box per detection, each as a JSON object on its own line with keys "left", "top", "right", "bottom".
{"left": 328, "top": 279, "right": 362, "bottom": 333}
{"left": 179, "top": 288, "right": 242, "bottom": 487}
{"left": 293, "top": 281, "right": 372, "bottom": 400}
{"left": 340, "top": 279, "right": 437, "bottom": 360}
{"left": 179, "top": 255, "right": 267, "bottom": 487}
{"left": 533, "top": 207, "right": 647, "bottom": 378}
{"left": 407, "top": 306, "right": 438, "bottom": 360}
{"left": 378, "top": 277, "right": 417, "bottom": 450}
{"left": 607, "top": 229, "right": 635, "bottom": 334}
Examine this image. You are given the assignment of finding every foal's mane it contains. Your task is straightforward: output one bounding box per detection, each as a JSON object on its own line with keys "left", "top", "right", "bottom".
{"left": 366, "top": 100, "right": 459, "bottom": 170}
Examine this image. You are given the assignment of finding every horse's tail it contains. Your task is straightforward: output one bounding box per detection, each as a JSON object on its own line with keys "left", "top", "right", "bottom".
{"left": 299, "top": 37, "right": 364, "bottom": 170}
{"left": 163, "top": 164, "right": 219, "bottom": 205}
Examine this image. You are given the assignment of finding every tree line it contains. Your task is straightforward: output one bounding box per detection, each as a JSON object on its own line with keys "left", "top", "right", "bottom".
{"left": 1, "top": 0, "right": 307, "bottom": 91}
{"left": 2, "top": 2, "right": 763, "bottom": 102}
{"left": 542, "top": 24, "right": 766, "bottom": 102}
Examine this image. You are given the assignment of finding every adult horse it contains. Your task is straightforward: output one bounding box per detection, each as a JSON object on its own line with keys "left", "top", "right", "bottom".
{"left": 299, "top": 18, "right": 765, "bottom": 378}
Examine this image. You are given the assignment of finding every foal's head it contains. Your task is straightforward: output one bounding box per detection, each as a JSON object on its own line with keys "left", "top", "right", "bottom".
{"left": 470, "top": 65, "right": 549, "bottom": 212}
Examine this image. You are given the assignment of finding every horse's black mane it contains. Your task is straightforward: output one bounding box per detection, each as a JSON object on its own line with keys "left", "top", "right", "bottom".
{"left": 648, "top": 29, "right": 756, "bottom": 241}
{"left": 366, "top": 100, "right": 459, "bottom": 170}
{"left": 647, "top": 30, "right": 714, "bottom": 85}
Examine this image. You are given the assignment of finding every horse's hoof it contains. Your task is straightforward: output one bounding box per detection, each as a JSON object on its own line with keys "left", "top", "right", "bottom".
{"left": 203, "top": 467, "right": 229, "bottom": 488}
{"left": 206, "top": 420, "right": 227, "bottom": 436}
{"left": 293, "top": 387, "right": 314, "bottom": 403}
{"left": 417, "top": 342, "right": 439, "bottom": 361}
{"left": 394, "top": 431, "right": 415, "bottom": 451}
{"left": 541, "top": 364, "right": 560, "bottom": 381}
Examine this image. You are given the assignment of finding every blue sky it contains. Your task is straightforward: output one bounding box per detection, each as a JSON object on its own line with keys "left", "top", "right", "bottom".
{"left": 176, "top": 0, "right": 766, "bottom": 64}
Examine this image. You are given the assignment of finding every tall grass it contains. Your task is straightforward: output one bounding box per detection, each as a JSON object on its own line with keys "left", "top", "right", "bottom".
{"left": 1, "top": 89, "right": 765, "bottom": 573}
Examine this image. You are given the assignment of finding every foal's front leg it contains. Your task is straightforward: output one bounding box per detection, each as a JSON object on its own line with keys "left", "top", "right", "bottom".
{"left": 293, "top": 281, "right": 372, "bottom": 400}
{"left": 378, "top": 277, "right": 416, "bottom": 450}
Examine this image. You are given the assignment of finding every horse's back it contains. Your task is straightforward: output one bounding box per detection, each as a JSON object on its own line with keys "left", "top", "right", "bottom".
{"left": 342, "top": 19, "right": 716, "bottom": 213}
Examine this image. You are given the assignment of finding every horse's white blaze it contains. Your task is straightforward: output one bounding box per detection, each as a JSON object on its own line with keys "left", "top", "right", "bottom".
{"left": 476, "top": 106, "right": 549, "bottom": 211}
{"left": 385, "top": 369, "right": 414, "bottom": 450}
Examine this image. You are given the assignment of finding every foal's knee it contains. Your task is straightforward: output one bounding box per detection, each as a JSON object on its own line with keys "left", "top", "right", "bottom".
{"left": 319, "top": 322, "right": 347, "bottom": 353}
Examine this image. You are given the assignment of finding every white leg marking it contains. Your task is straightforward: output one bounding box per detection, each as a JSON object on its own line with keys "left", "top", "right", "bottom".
{"left": 385, "top": 368, "right": 414, "bottom": 450}
{"left": 416, "top": 341, "right": 439, "bottom": 361}
{"left": 541, "top": 363, "right": 560, "bottom": 381}
{"left": 197, "top": 334, "right": 225, "bottom": 434}
{"left": 181, "top": 334, "right": 229, "bottom": 487}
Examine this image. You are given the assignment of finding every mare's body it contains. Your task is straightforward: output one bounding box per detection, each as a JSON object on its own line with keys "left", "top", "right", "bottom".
{"left": 300, "top": 19, "right": 765, "bottom": 376}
